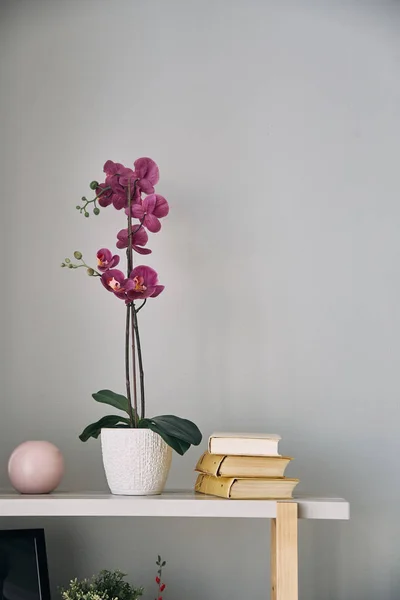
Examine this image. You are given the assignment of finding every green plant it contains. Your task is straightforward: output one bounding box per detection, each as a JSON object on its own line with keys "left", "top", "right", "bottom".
{"left": 61, "top": 570, "right": 143, "bottom": 600}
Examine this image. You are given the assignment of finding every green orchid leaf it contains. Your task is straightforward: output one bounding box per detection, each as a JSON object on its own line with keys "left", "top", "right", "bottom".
{"left": 79, "top": 415, "right": 131, "bottom": 442}
{"left": 149, "top": 415, "right": 202, "bottom": 446}
{"left": 151, "top": 427, "right": 191, "bottom": 455}
{"left": 139, "top": 418, "right": 193, "bottom": 455}
{"left": 162, "top": 433, "right": 191, "bottom": 455}
{"left": 92, "top": 390, "right": 130, "bottom": 415}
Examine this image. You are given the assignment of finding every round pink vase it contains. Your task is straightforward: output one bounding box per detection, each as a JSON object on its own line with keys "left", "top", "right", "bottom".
{"left": 8, "top": 441, "right": 64, "bottom": 494}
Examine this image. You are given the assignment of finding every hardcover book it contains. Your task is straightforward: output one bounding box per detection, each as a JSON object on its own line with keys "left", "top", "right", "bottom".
{"left": 195, "top": 452, "right": 291, "bottom": 478}
{"left": 195, "top": 473, "right": 299, "bottom": 499}
{"left": 208, "top": 432, "right": 281, "bottom": 457}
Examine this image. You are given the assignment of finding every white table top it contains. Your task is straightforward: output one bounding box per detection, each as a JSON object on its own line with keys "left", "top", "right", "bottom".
{"left": 0, "top": 491, "right": 349, "bottom": 520}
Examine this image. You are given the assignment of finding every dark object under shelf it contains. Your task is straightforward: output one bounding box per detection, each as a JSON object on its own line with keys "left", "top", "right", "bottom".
{"left": 0, "top": 528, "right": 51, "bottom": 600}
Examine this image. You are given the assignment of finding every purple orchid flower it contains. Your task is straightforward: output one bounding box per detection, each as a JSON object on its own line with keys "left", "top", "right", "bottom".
{"left": 96, "top": 248, "right": 120, "bottom": 272}
{"left": 133, "top": 157, "right": 159, "bottom": 195}
{"left": 116, "top": 227, "right": 152, "bottom": 255}
{"left": 126, "top": 266, "right": 164, "bottom": 301}
{"left": 103, "top": 160, "right": 125, "bottom": 178}
{"left": 96, "top": 161, "right": 122, "bottom": 207}
{"left": 96, "top": 161, "right": 127, "bottom": 210}
{"left": 118, "top": 167, "right": 142, "bottom": 205}
{"left": 118, "top": 167, "right": 136, "bottom": 187}
{"left": 97, "top": 178, "right": 126, "bottom": 210}
{"left": 96, "top": 158, "right": 161, "bottom": 211}
{"left": 120, "top": 159, "right": 161, "bottom": 201}
{"left": 96, "top": 182, "right": 112, "bottom": 208}
{"left": 100, "top": 269, "right": 129, "bottom": 300}
{"left": 128, "top": 194, "right": 169, "bottom": 233}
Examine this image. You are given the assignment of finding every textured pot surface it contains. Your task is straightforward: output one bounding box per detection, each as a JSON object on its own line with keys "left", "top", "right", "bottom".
{"left": 101, "top": 428, "right": 172, "bottom": 495}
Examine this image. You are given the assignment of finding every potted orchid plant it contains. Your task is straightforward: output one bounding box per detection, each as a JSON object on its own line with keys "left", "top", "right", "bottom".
{"left": 63, "top": 158, "right": 202, "bottom": 495}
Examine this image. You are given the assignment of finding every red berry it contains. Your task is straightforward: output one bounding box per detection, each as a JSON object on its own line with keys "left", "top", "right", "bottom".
{"left": 158, "top": 597, "right": 163, "bottom": 600}
{"left": 156, "top": 577, "right": 160, "bottom": 584}
{"left": 160, "top": 584, "right": 166, "bottom": 592}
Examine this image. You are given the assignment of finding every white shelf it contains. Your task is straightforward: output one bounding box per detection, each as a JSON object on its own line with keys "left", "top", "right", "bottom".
{"left": 0, "top": 491, "right": 349, "bottom": 520}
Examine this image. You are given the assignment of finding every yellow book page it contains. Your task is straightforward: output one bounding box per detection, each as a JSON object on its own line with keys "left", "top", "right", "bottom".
{"left": 195, "top": 452, "right": 292, "bottom": 478}
{"left": 220, "top": 455, "right": 291, "bottom": 478}
{"left": 231, "top": 478, "right": 299, "bottom": 499}
{"left": 194, "top": 474, "right": 234, "bottom": 498}
{"left": 195, "top": 452, "right": 225, "bottom": 476}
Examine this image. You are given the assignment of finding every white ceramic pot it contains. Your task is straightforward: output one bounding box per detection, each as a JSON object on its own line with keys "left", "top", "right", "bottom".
{"left": 101, "top": 428, "right": 172, "bottom": 495}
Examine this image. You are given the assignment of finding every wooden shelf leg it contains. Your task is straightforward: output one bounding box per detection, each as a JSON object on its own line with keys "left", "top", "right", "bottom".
{"left": 270, "top": 502, "right": 298, "bottom": 600}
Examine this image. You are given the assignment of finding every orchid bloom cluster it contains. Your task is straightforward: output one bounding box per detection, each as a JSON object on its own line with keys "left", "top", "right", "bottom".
{"left": 63, "top": 158, "right": 168, "bottom": 306}
{"left": 96, "top": 158, "right": 168, "bottom": 303}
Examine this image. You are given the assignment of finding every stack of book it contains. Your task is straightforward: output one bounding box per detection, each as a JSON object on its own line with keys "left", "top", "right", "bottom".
{"left": 194, "top": 432, "right": 299, "bottom": 499}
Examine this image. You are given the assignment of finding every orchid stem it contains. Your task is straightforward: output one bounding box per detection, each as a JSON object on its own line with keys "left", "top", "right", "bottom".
{"left": 127, "top": 180, "right": 139, "bottom": 427}
{"left": 130, "top": 303, "right": 139, "bottom": 427}
{"left": 125, "top": 305, "right": 135, "bottom": 427}
{"left": 133, "top": 304, "right": 145, "bottom": 420}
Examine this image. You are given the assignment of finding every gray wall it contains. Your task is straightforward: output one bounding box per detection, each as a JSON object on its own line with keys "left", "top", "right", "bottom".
{"left": 1, "top": 0, "right": 400, "bottom": 598}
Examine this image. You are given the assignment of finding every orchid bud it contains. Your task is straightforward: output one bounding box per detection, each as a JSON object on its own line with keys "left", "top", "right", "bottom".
{"left": 81, "top": 196, "right": 87, "bottom": 202}
{"left": 74, "top": 251, "right": 82, "bottom": 260}
{"left": 87, "top": 268, "right": 94, "bottom": 276}
{"left": 61, "top": 263, "right": 66, "bottom": 268}
{"left": 84, "top": 211, "right": 89, "bottom": 218}
{"left": 93, "top": 207, "right": 100, "bottom": 215}
{"left": 65, "top": 258, "right": 71, "bottom": 264}
{"left": 90, "top": 181, "right": 99, "bottom": 190}
{"left": 68, "top": 264, "right": 73, "bottom": 269}
{"left": 76, "top": 205, "right": 80, "bottom": 210}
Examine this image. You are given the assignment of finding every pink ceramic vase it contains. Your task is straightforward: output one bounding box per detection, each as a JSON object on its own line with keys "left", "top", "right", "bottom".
{"left": 8, "top": 441, "right": 64, "bottom": 494}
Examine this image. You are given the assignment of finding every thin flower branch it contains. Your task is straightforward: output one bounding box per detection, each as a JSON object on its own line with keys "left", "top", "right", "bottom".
{"left": 77, "top": 186, "right": 111, "bottom": 217}
{"left": 130, "top": 217, "right": 145, "bottom": 239}
{"left": 155, "top": 556, "right": 167, "bottom": 600}
{"left": 136, "top": 299, "right": 147, "bottom": 313}
{"left": 61, "top": 254, "right": 102, "bottom": 277}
